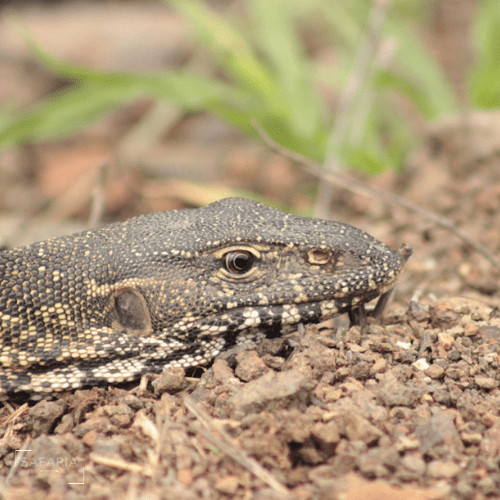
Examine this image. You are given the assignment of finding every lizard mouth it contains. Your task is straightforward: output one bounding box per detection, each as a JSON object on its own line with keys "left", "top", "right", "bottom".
{"left": 129, "top": 286, "right": 393, "bottom": 375}
{"left": 166, "top": 285, "right": 389, "bottom": 343}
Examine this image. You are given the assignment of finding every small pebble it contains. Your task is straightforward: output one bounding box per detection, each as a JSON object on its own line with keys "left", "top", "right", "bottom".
{"left": 396, "top": 341, "right": 411, "bottom": 350}
{"left": 371, "top": 358, "right": 388, "bottom": 374}
{"left": 447, "top": 349, "right": 461, "bottom": 361}
{"left": 464, "top": 323, "right": 478, "bottom": 336}
{"left": 412, "top": 358, "right": 430, "bottom": 371}
{"left": 345, "top": 326, "right": 361, "bottom": 344}
{"left": 152, "top": 366, "right": 186, "bottom": 394}
{"left": 461, "top": 432, "right": 483, "bottom": 445}
{"left": 427, "top": 460, "right": 461, "bottom": 478}
{"left": 214, "top": 475, "right": 240, "bottom": 494}
{"left": 438, "top": 332, "right": 454, "bottom": 350}
{"left": 26, "top": 400, "right": 67, "bottom": 437}
{"left": 477, "top": 475, "right": 497, "bottom": 494}
{"left": 235, "top": 350, "right": 271, "bottom": 381}
{"left": 474, "top": 376, "right": 497, "bottom": 390}
{"left": 400, "top": 453, "right": 426, "bottom": 475}
{"left": 421, "top": 394, "right": 434, "bottom": 403}
{"left": 425, "top": 364, "right": 445, "bottom": 379}
{"left": 395, "top": 436, "right": 421, "bottom": 452}
{"left": 481, "top": 412, "right": 499, "bottom": 428}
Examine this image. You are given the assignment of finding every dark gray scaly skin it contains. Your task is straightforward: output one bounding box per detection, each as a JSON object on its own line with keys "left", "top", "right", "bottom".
{"left": 0, "top": 198, "right": 412, "bottom": 396}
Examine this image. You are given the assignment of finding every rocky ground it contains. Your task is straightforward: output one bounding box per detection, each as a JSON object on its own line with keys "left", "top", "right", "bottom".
{"left": 2, "top": 1, "right": 500, "bottom": 499}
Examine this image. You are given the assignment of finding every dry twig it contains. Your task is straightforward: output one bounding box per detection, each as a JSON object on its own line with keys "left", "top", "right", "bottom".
{"left": 316, "top": 0, "right": 391, "bottom": 217}
{"left": 5, "top": 435, "right": 31, "bottom": 485}
{"left": 88, "top": 162, "right": 109, "bottom": 229}
{"left": 0, "top": 402, "right": 29, "bottom": 440}
{"left": 90, "top": 453, "right": 152, "bottom": 475}
{"left": 184, "top": 396, "right": 291, "bottom": 497}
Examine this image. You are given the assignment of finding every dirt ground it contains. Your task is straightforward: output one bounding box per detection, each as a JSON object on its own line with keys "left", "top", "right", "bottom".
{"left": 2, "top": 1, "right": 500, "bottom": 499}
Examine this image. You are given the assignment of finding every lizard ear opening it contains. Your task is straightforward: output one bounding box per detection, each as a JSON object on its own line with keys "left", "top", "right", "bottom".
{"left": 113, "top": 288, "right": 152, "bottom": 335}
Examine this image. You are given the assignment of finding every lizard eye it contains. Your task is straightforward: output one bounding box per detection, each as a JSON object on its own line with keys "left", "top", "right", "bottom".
{"left": 224, "top": 250, "right": 254, "bottom": 274}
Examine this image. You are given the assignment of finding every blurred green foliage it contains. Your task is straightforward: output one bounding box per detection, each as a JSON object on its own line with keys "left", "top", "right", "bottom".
{"left": 0, "top": 0, "right": 497, "bottom": 173}
{"left": 469, "top": 0, "right": 500, "bottom": 108}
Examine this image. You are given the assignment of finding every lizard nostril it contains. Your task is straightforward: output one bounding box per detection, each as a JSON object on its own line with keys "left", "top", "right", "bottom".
{"left": 399, "top": 243, "right": 413, "bottom": 262}
{"left": 307, "top": 249, "right": 332, "bottom": 265}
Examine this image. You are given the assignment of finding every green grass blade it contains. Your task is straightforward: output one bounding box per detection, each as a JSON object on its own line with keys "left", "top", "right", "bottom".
{"left": 312, "top": 0, "right": 366, "bottom": 48}
{"left": 0, "top": 70, "right": 263, "bottom": 148}
{"left": 0, "top": 84, "right": 141, "bottom": 147}
{"left": 386, "top": 21, "right": 457, "bottom": 118}
{"left": 469, "top": 0, "right": 500, "bottom": 108}
{"left": 251, "top": 0, "right": 323, "bottom": 138}
{"left": 1, "top": 36, "right": 267, "bottom": 147}
{"left": 165, "top": 0, "right": 278, "bottom": 102}
{"left": 27, "top": 36, "right": 260, "bottom": 111}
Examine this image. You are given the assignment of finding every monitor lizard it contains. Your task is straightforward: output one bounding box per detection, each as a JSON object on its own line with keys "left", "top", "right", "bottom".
{"left": 0, "top": 198, "right": 412, "bottom": 397}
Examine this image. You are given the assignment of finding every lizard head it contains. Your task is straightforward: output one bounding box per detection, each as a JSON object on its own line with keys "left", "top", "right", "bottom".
{"left": 104, "top": 197, "right": 411, "bottom": 353}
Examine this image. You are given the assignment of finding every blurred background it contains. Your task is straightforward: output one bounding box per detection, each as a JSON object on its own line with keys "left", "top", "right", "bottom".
{"left": 0, "top": 0, "right": 499, "bottom": 302}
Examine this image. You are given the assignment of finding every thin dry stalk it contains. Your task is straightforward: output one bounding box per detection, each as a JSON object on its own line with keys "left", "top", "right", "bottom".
{"left": 184, "top": 396, "right": 291, "bottom": 497}
{"left": 5, "top": 435, "right": 31, "bottom": 485}
{"left": 88, "top": 162, "right": 109, "bottom": 229}
{"left": 0, "top": 403, "right": 29, "bottom": 440}
{"left": 316, "top": 0, "right": 391, "bottom": 217}
{"left": 253, "top": 120, "right": 500, "bottom": 271}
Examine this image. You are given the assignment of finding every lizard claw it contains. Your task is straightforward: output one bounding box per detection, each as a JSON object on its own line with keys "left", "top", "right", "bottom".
{"left": 348, "top": 303, "right": 367, "bottom": 328}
